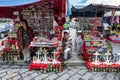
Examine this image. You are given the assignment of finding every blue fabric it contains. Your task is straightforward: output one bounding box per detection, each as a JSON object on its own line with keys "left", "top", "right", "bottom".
{"left": 66, "top": 0, "right": 71, "bottom": 17}
{"left": 22, "top": 29, "right": 28, "bottom": 48}
{"left": 67, "top": 53, "right": 72, "bottom": 59}
{"left": 0, "top": 0, "right": 39, "bottom": 6}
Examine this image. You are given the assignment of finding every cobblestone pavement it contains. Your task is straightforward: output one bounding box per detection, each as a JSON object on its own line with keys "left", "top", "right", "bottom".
{"left": 0, "top": 39, "right": 120, "bottom": 80}
{"left": 0, "top": 65, "right": 119, "bottom": 80}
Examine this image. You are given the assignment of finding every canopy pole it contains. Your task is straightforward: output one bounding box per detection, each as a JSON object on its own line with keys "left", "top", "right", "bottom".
{"left": 84, "top": 11, "right": 85, "bottom": 17}
{"left": 95, "top": 8, "right": 98, "bottom": 17}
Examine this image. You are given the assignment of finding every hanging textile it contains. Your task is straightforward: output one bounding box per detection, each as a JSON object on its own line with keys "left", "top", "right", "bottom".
{"left": 53, "top": 0, "right": 66, "bottom": 26}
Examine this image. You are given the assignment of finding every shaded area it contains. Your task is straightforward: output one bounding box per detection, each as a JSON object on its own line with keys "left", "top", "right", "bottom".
{"left": 71, "top": 4, "right": 120, "bottom": 17}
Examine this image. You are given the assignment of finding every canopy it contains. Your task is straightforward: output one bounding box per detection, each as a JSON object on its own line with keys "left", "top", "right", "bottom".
{"left": 0, "top": 0, "right": 66, "bottom": 26}
{"left": 71, "top": 4, "right": 120, "bottom": 17}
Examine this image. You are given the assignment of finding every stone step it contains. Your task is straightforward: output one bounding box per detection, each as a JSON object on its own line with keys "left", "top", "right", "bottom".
{"left": 64, "top": 54, "right": 85, "bottom": 66}
{"left": 0, "top": 60, "right": 29, "bottom": 67}
{"left": 64, "top": 60, "right": 85, "bottom": 66}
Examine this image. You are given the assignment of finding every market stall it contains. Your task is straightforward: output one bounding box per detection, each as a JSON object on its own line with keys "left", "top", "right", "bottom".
{"left": 0, "top": 0, "right": 66, "bottom": 72}
{"left": 83, "top": 28, "right": 120, "bottom": 72}
{"left": 103, "top": 9, "right": 120, "bottom": 42}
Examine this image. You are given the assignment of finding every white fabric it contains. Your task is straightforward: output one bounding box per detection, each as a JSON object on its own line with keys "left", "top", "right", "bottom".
{"left": 110, "top": 42, "right": 120, "bottom": 55}
{"left": 69, "top": 28, "right": 76, "bottom": 52}
{"left": 75, "top": 35, "right": 83, "bottom": 54}
{"left": 64, "top": 47, "right": 71, "bottom": 59}
{"left": 22, "top": 48, "right": 30, "bottom": 61}
{"left": 103, "top": 23, "right": 109, "bottom": 30}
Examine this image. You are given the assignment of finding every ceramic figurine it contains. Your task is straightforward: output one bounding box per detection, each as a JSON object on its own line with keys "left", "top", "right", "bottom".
{"left": 118, "top": 54, "right": 120, "bottom": 64}
{"left": 52, "top": 50, "right": 57, "bottom": 64}
{"left": 35, "top": 50, "right": 41, "bottom": 63}
{"left": 43, "top": 49, "right": 48, "bottom": 64}
{"left": 116, "top": 54, "right": 120, "bottom": 64}
{"left": 113, "top": 54, "right": 118, "bottom": 62}
{"left": 59, "top": 65, "right": 62, "bottom": 73}
{"left": 105, "top": 51, "right": 111, "bottom": 64}
{"left": 92, "top": 51, "right": 100, "bottom": 65}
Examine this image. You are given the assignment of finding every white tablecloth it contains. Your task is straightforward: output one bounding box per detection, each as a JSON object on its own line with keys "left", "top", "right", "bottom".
{"left": 110, "top": 42, "right": 120, "bottom": 55}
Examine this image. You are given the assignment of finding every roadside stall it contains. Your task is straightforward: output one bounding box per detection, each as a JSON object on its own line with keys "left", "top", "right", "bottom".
{"left": 75, "top": 4, "right": 120, "bottom": 72}
{"left": 0, "top": 0, "right": 66, "bottom": 73}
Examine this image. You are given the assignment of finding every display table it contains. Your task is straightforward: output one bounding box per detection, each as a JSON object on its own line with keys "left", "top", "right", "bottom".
{"left": 82, "top": 33, "right": 105, "bottom": 61}
{"left": 1, "top": 37, "right": 19, "bottom": 61}
{"left": 83, "top": 41, "right": 103, "bottom": 61}
{"left": 86, "top": 61, "right": 120, "bottom": 72}
{"left": 29, "top": 60, "right": 62, "bottom": 73}
{"left": 29, "top": 38, "right": 63, "bottom": 73}
{"left": 30, "top": 42, "right": 58, "bottom": 48}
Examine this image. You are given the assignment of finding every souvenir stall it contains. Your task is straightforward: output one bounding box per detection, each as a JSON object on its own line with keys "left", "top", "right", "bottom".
{"left": 24, "top": 0, "right": 66, "bottom": 72}
{"left": 0, "top": 12, "right": 21, "bottom": 61}
{"left": 1, "top": 30, "right": 18, "bottom": 61}
{"left": 104, "top": 10, "right": 120, "bottom": 41}
{"left": 104, "top": 10, "right": 120, "bottom": 69}
{"left": 83, "top": 27, "right": 120, "bottom": 72}
{"left": 0, "top": 0, "right": 66, "bottom": 73}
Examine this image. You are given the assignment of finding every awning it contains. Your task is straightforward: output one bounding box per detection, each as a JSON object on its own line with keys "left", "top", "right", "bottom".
{"left": 71, "top": 4, "right": 120, "bottom": 17}
{"left": 0, "top": 0, "right": 66, "bottom": 26}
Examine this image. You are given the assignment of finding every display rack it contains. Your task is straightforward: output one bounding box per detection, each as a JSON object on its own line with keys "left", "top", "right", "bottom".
{"left": 2, "top": 49, "right": 19, "bottom": 61}
{"left": 83, "top": 31, "right": 120, "bottom": 72}
{"left": 22, "top": 7, "right": 53, "bottom": 36}
{"left": 29, "top": 37, "right": 62, "bottom": 73}
{"left": 1, "top": 26, "right": 19, "bottom": 61}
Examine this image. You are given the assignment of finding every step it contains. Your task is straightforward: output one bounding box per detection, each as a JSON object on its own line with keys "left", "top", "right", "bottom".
{"left": 64, "top": 60, "right": 85, "bottom": 66}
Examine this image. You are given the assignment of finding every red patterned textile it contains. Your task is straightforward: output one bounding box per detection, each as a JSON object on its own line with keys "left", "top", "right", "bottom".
{"left": 106, "top": 37, "right": 120, "bottom": 43}
{"left": 29, "top": 60, "right": 62, "bottom": 71}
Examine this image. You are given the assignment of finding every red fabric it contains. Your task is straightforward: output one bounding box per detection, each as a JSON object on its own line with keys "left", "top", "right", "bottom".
{"left": 82, "top": 34, "right": 90, "bottom": 61}
{"left": 59, "top": 26, "right": 64, "bottom": 30}
{"left": 1, "top": 38, "right": 16, "bottom": 46}
{"left": 29, "top": 60, "right": 61, "bottom": 70}
{"left": 17, "top": 26, "right": 34, "bottom": 53}
{"left": 82, "top": 35, "right": 87, "bottom": 60}
{"left": 90, "top": 41, "right": 94, "bottom": 45}
{"left": 3, "top": 48, "right": 12, "bottom": 52}
{"left": 1, "top": 41, "right": 4, "bottom": 46}
{"left": 86, "top": 61, "right": 93, "bottom": 71}
{"left": 55, "top": 52, "right": 61, "bottom": 57}
{"left": 53, "top": 0, "right": 66, "bottom": 26}
{"left": 83, "top": 42, "right": 89, "bottom": 61}
{"left": 87, "top": 46, "right": 97, "bottom": 52}
{"left": 86, "top": 62, "right": 120, "bottom": 72}
{"left": 105, "top": 37, "right": 120, "bottom": 43}
{"left": 91, "top": 28, "right": 98, "bottom": 36}
{"left": 41, "top": 11, "right": 45, "bottom": 18}
{"left": 0, "top": 0, "right": 66, "bottom": 26}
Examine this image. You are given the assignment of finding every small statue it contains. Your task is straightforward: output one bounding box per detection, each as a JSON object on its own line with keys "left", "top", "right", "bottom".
{"left": 35, "top": 50, "right": 41, "bottom": 63}
{"left": 105, "top": 51, "right": 111, "bottom": 64}
{"left": 92, "top": 51, "right": 100, "bottom": 65}
{"left": 43, "top": 49, "right": 48, "bottom": 64}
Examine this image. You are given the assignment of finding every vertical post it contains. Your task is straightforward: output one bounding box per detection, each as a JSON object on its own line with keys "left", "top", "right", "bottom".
{"left": 95, "top": 7, "right": 98, "bottom": 17}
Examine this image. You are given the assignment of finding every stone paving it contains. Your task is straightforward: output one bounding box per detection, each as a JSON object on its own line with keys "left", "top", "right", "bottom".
{"left": 0, "top": 39, "right": 120, "bottom": 80}
{"left": 0, "top": 54, "right": 119, "bottom": 80}
{"left": 0, "top": 65, "right": 119, "bottom": 80}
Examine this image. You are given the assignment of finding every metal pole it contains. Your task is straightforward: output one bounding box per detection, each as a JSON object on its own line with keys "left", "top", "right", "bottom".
{"left": 95, "top": 8, "right": 98, "bottom": 17}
